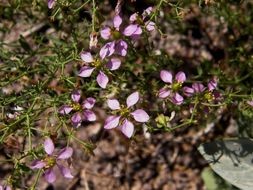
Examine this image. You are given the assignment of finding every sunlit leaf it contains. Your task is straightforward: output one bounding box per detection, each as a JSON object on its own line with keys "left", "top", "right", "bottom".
{"left": 198, "top": 139, "right": 253, "bottom": 190}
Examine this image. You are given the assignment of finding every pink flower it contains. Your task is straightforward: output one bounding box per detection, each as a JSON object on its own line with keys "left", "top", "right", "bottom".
{"left": 59, "top": 90, "right": 96, "bottom": 127}
{"left": 123, "top": 7, "right": 155, "bottom": 39}
{"left": 100, "top": 15, "right": 128, "bottom": 59}
{"left": 31, "top": 138, "right": 73, "bottom": 183}
{"left": 159, "top": 70, "right": 186, "bottom": 105}
{"left": 104, "top": 92, "right": 149, "bottom": 138}
{"left": 78, "top": 51, "right": 121, "bottom": 88}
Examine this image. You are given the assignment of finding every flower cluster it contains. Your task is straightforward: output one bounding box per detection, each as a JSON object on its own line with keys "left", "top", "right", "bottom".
{"left": 78, "top": 7, "right": 156, "bottom": 89}
{"left": 59, "top": 90, "right": 96, "bottom": 127}
{"left": 31, "top": 138, "right": 73, "bottom": 183}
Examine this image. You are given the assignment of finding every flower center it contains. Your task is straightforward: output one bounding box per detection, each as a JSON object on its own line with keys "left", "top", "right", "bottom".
{"left": 136, "top": 16, "right": 144, "bottom": 25}
{"left": 172, "top": 82, "right": 182, "bottom": 92}
{"left": 112, "top": 30, "right": 121, "bottom": 40}
{"left": 91, "top": 59, "right": 102, "bottom": 68}
{"left": 72, "top": 103, "right": 81, "bottom": 111}
{"left": 204, "top": 92, "right": 214, "bottom": 102}
{"left": 120, "top": 106, "right": 130, "bottom": 118}
{"left": 43, "top": 156, "right": 56, "bottom": 169}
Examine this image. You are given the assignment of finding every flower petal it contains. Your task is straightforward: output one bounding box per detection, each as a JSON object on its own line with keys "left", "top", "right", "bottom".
{"left": 82, "top": 97, "right": 96, "bottom": 109}
{"left": 192, "top": 83, "right": 205, "bottom": 93}
{"left": 183, "top": 87, "right": 195, "bottom": 97}
{"left": 57, "top": 147, "right": 73, "bottom": 160}
{"left": 131, "top": 109, "right": 149, "bottom": 122}
{"left": 104, "top": 116, "right": 120, "bottom": 129}
{"left": 145, "top": 21, "right": 155, "bottom": 31}
{"left": 99, "top": 41, "right": 115, "bottom": 60}
{"left": 78, "top": 66, "right": 95, "bottom": 77}
{"left": 123, "top": 24, "right": 142, "bottom": 36}
{"left": 171, "top": 93, "right": 184, "bottom": 105}
{"left": 45, "top": 168, "right": 56, "bottom": 183}
{"left": 121, "top": 119, "right": 134, "bottom": 138}
{"left": 71, "top": 90, "right": 81, "bottom": 103}
{"left": 96, "top": 71, "right": 109, "bottom": 89}
{"left": 208, "top": 79, "right": 217, "bottom": 91}
{"left": 30, "top": 160, "right": 46, "bottom": 169}
{"left": 48, "top": 0, "right": 55, "bottom": 9}
{"left": 71, "top": 112, "right": 82, "bottom": 127}
{"left": 83, "top": 110, "right": 96, "bottom": 121}
{"left": 100, "top": 27, "right": 111, "bottom": 40}
{"left": 158, "top": 88, "right": 171, "bottom": 98}
{"left": 175, "top": 71, "right": 186, "bottom": 83}
{"left": 115, "top": 40, "right": 128, "bottom": 56}
{"left": 160, "top": 70, "right": 173, "bottom": 83}
{"left": 126, "top": 91, "right": 139, "bottom": 108}
{"left": 44, "top": 138, "right": 54, "bottom": 155}
{"left": 107, "top": 99, "right": 121, "bottom": 110}
{"left": 58, "top": 105, "right": 73, "bottom": 115}
{"left": 58, "top": 164, "right": 74, "bottom": 179}
{"left": 106, "top": 58, "right": 121, "bottom": 70}
{"left": 80, "top": 52, "right": 94, "bottom": 63}
{"left": 142, "top": 6, "right": 153, "bottom": 17}
{"left": 130, "top": 13, "right": 137, "bottom": 22}
{"left": 113, "top": 15, "right": 122, "bottom": 29}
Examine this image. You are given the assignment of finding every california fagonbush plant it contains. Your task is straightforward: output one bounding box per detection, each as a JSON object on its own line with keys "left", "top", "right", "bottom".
{"left": 0, "top": 0, "right": 253, "bottom": 189}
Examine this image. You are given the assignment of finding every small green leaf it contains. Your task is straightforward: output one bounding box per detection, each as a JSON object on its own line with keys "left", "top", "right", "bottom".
{"left": 198, "top": 139, "right": 253, "bottom": 190}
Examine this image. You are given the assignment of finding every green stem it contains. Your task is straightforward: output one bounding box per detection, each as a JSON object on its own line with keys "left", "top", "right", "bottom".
{"left": 92, "top": 0, "right": 96, "bottom": 32}
{"left": 74, "top": 0, "right": 91, "bottom": 13}
{"left": 30, "top": 169, "right": 42, "bottom": 190}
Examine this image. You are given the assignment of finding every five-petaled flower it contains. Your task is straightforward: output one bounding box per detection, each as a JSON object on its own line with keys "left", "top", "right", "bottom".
{"left": 31, "top": 138, "right": 73, "bottom": 183}
{"left": 100, "top": 15, "right": 128, "bottom": 59}
{"left": 104, "top": 92, "right": 149, "bottom": 138}
{"left": 78, "top": 51, "right": 121, "bottom": 88}
{"left": 59, "top": 90, "right": 96, "bottom": 127}
{"left": 159, "top": 70, "right": 186, "bottom": 105}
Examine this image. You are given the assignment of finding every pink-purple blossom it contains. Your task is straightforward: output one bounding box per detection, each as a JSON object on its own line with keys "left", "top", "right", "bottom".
{"left": 59, "top": 90, "right": 96, "bottom": 127}
{"left": 104, "top": 92, "right": 149, "bottom": 138}
{"left": 78, "top": 51, "right": 121, "bottom": 88}
{"left": 100, "top": 15, "right": 128, "bottom": 59}
{"left": 31, "top": 138, "right": 73, "bottom": 183}
{"left": 159, "top": 70, "right": 186, "bottom": 105}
